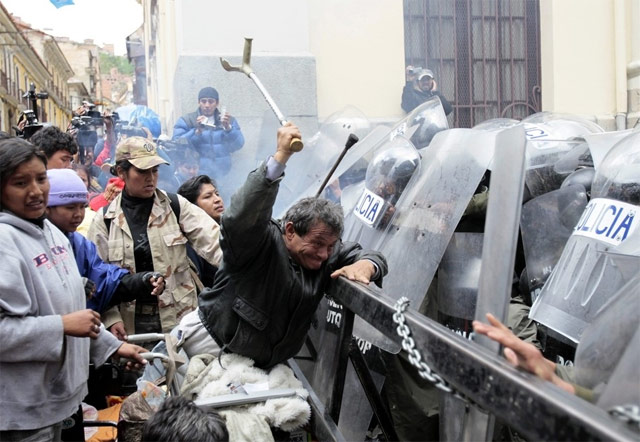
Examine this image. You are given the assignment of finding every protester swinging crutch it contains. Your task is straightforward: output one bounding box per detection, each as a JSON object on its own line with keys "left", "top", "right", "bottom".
{"left": 220, "top": 37, "right": 303, "bottom": 152}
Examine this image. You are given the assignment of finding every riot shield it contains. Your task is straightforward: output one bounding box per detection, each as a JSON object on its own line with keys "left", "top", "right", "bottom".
{"left": 595, "top": 326, "right": 640, "bottom": 421}
{"left": 305, "top": 98, "right": 451, "bottom": 441}
{"left": 529, "top": 201, "right": 640, "bottom": 343}
{"left": 572, "top": 267, "right": 640, "bottom": 391}
{"left": 583, "top": 128, "right": 638, "bottom": 170}
{"left": 349, "top": 128, "right": 497, "bottom": 352}
{"left": 436, "top": 232, "right": 484, "bottom": 442}
{"left": 530, "top": 131, "right": 640, "bottom": 343}
{"left": 472, "top": 117, "right": 519, "bottom": 131}
{"left": 519, "top": 185, "right": 589, "bottom": 304}
{"left": 437, "top": 232, "right": 484, "bottom": 337}
{"left": 279, "top": 96, "right": 450, "bottom": 219}
{"left": 521, "top": 113, "right": 604, "bottom": 198}
{"left": 273, "top": 105, "right": 373, "bottom": 216}
{"left": 331, "top": 128, "right": 497, "bottom": 441}
{"left": 342, "top": 135, "right": 422, "bottom": 251}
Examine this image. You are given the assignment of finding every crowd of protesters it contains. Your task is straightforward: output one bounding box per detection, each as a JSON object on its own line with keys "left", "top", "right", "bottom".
{"left": 0, "top": 84, "right": 391, "bottom": 441}
{"left": 1, "top": 78, "right": 636, "bottom": 442}
{"left": 0, "top": 93, "right": 238, "bottom": 439}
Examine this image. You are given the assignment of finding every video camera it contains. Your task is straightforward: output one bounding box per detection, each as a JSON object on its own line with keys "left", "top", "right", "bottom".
{"left": 114, "top": 114, "right": 148, "bottom": 138}
{"left": 24, "top": 82, "right": 49, "bottom": 102}
{"left": 22, "top": 109, "right": 38, "bottom": 126}
{"left": 69, "top": 101, "right": 105, "bottom": 163}
{"left": 17, "top": 83, "right": 49, "bottom": 139}
{"left": 70, "top": 115, "right": 100, "bottom": 148}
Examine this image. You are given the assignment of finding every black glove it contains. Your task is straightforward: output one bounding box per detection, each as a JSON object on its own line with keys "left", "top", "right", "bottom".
{"left": 112, "top": 272, "right": 162, "bottom": 305}
{"left": 82, "top": 277, "right": 97, "bottom": 300}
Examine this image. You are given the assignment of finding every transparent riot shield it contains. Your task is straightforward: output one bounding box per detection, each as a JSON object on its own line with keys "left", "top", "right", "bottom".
{"left": 279, "top": 96, "right": 450, "bottom": 220}
{"left": 371, "top": 127, "right": 497, "bottom": 335}
{"left": 530, "top": 131, "right": 640, "bottom": 343}
{"left": 328, "top": 127, "right": 499, "bottom": 442}
{"left": 273, "top": 105, "right": 373, "bottom": 216}
{"left": 305, "top": 98, "right": 451, "bottom": 441}
{"left": 437, "top": 232, "right": 484, "bottom": 337}
{"left": 572, "top": 267, "right": 640, "bottom": 391}
{"left": 342, "top": 136, "right": 422, "bottom": 251}
{"left": 436, "top": 232, "right": 484, "bottom": 442}
{"left": 568, "top": 263, "right": 640, "bottom": 431}
{"left": 583, "top": 128, "right": 638, "bottom": 170}
{"left": 595, "top": 327, "right": 640, "bottom": 422}
{"left": 521, "top": 113, "right": 604, "bottom": 198}
{"left": 472, "top": 117, "right": 519, "bottom": 131}
{"left": 519, "top": 184, "right": 589, "bottom": 304}
{"left": 343, "top": 127, "right": 497, "bottom": 356}
{"left": 345, "top": 127, "right": 495, "bottom": 440}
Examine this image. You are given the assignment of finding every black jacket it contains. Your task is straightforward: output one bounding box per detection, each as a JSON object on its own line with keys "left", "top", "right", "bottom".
{"left": 401, "top": 83, "right": 453, "bottom": 115}
{"left": 198, "top": 162, "right": 388, "bottom": 369}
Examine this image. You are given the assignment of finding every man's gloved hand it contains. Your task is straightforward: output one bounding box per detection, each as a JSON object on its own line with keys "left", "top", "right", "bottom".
{"left": 113, "top": 271, "right": 167, "bottom": 308}
{"left": 143, "top": 272, "right": 166, "bottom": 296}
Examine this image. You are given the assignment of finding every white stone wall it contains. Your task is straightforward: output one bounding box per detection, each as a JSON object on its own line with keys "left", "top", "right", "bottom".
{"left": 540, "top": 0, "right": 639, "bottom": 130}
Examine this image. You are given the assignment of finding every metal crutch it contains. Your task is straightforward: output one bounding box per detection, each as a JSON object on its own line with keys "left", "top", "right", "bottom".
{"left": 220, "top": 37, "right": 303, "bottom": 152}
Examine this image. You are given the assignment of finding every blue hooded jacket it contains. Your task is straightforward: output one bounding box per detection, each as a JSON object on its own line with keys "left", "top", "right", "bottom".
{"left": 68, "top": 231, "right": 129, "bottom": 312}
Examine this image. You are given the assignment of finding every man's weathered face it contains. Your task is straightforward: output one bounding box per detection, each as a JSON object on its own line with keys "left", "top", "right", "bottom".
{"left": 199, "top": 97, "right": 217, "bottom": 117}
{"left": 284, "top": 220, "right": 339, "bottom": 270}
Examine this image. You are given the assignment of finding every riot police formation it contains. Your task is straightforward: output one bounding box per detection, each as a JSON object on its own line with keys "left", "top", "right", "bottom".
{"left": 0, "top": 65, "right": 638, "bottom": 442}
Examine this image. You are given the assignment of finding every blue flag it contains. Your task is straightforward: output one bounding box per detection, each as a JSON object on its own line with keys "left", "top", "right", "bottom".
{"left": 50, "top": 0, "right": 75, "bottom": 8}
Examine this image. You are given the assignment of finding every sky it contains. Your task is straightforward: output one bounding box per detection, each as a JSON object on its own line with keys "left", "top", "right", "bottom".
{"left": 2, "top": 0, "right": 143, "bottom": 55}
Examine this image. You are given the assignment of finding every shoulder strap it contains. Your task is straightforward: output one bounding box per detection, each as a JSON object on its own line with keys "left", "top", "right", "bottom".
{"left": 167, "top": 192, "right": 181, "bottom": 222}
{"left": 102, "top": 202, "right": 113, "bottom": 232}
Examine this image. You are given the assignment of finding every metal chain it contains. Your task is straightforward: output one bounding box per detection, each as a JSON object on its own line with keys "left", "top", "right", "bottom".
{"left": 392, "top": 297, "right": 468, "bottom": 402}
{"left": 609, "top": 404, "right": 640, "bottom": 429}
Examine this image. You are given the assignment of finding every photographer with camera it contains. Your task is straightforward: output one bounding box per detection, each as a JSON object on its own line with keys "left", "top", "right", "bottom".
{"left": 94, "top": 110, "right": 155, "bottom": 168}
{"left": 401, "top": 65, "right": 453, "bottom": 115}
{"left": 67, "top": 101, "right": 106, "bottom": 168}
{"left": 172, "top": 86, "right": 245, "bottom": 181}
{"left": 14, "top": 83, "right": 49, "bottom": 139}
{"left": 94, "top": 109, "right": 118, "bottom": 167}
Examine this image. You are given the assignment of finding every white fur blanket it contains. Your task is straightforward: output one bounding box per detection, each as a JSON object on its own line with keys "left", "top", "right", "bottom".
{"left": 180, "top": 353, "right": 311, "bottom": 436}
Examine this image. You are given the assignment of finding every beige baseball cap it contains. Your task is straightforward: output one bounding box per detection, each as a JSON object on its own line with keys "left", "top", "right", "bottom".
{"left": 115, "top": 136, "right": 170, "bottom": 169}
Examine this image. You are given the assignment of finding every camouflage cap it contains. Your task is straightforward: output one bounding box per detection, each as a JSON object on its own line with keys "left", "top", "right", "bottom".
{"left": 115, "top": 136, "right": 169, "bottom": 169}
